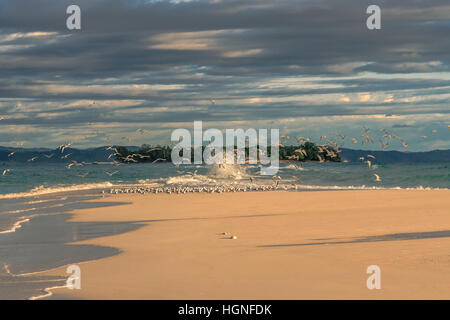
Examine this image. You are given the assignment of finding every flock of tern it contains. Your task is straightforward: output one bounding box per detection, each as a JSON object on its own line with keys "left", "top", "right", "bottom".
{"left": 1, "top": 126, "right": 444, "bottom": 188}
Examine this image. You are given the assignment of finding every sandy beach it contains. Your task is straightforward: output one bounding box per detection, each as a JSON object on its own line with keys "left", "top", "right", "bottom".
{"left": 38, "top": 189, "right": 450, "bottom": 299}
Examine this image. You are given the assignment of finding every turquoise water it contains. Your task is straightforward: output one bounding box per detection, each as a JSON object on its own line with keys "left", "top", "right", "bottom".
{"left": 0, "top": 162, "right": 449, "bottom": 196}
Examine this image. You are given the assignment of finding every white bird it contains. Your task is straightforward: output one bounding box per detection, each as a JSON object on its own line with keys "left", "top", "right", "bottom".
{"left": 365, "top": 160, "right": 372, "bottom": 169}
{"left": 76, "top": 173, "right": 89, "bottom": 178}
{"left": 8, "top": 152, "right": 15, "bottom": 157}
{"left": 59, "top": 143, "right": 72, "bottom": 153}
{"left": 44, "top": 153, "right": 54, "bottom": 158}
{"left": 105, "top": 171, "right": 119, "bottom": 176}
{"left": 28, "top": 156, "right": 38, "bottom": 162}
{"left": 374, "top": 173, "right": 381, "bottom": 182}
{"left": 296, "top": 137, "right": 310, "bottom": 143}
{"left": 361, "top": 134, "right": 374, "bottom": 144}
{"left": 2, "top": 169, "right": 11, "bottom": 176}
{"left": 401, "top": 140, "right": 408, "bottom": 148}
{"left": 152, "top": 158, "right": 167, "bottom": 163}
{"left": 185, "top": 170, "right": 198, "bottom": 176}
{"left": 367, "top": 155, "right": 376, "bottom": 159}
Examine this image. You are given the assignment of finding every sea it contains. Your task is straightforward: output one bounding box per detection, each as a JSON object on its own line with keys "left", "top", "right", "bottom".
{"left": 0, "top": 161, "right": 449, "bottom": 299}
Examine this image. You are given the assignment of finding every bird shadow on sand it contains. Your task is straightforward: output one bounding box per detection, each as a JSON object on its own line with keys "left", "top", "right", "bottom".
{"left": 259, "top": 230, "right": 450, "bottom": 248}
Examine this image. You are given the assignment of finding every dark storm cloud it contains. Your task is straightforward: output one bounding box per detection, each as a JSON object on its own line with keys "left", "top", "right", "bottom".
{"left": 0, "top": 0, "right": 449, "bottom": 150}
{"left": 0, "top": 0, "right": 449, "bottom": 80}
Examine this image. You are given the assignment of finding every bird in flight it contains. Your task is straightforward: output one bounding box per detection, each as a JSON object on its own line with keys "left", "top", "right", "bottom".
{"left": 136, "top": 129, "right": 151, "bottom": 134}
{"left": 374, "top": 173, "right": 381, "bottom": 182}
{"left": 76, "top": 172, "right": 89, "bottom": 178}
{"left": 401, "top": 140, "right": 408, "bottom": 148}
{"left": 59, "top": 143, "right": 72, "bottom": 153}
{"left": 152, "top": 158, "right": 167, "bottom": 163}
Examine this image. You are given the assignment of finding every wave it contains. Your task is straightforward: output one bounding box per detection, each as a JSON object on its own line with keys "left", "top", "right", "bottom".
{"left": 0, "top": 218, "right": 30, "bottom": 234}
{"left": 1, "top": 177, "right": 447, "bottom": 201}
{"left": 292, "top": 184, "right": 446, "bottom": 191}
{"left": 4, "top": 207, "right": 37, "bottom": 214}
{"left": 0, "top": 182, "right": 113, "bottom": 200}
{"left": 208, "top": 163, "right": 248, "bottom": 180}
{"left": 165, "top": 174, "right": 216, "bottom": 185}
{"left": 283, "top": 164, "right": 307, "bottom": 171}
{"left": 26, "top": 198, "right": 66, "bottom": 204}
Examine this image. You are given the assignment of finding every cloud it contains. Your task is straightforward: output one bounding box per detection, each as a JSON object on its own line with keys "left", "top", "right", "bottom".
{"left": 0, "top": 0, "right": 448, "bottom": 150}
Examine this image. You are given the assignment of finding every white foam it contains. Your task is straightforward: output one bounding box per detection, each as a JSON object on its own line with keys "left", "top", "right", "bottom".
{"left": 208, "top": 163, "right": 248, "bottom": 180}
{"left": 283, "top": 164, "right": 307, "bottom": 171}
{"left": 0, "top": 218, "right": 30, "bottom": 234}
{"left": 28, "top": 284, "right": 68, "bottom": 300}
{"left": 4, "top": 207, "right": 37, "bottom": 214}
{"left": 166, "top": 174, "right": 216, "bottom": 185}
{"left": 0, "top": 182, "right": 114, "bottom": 199}
{"left": 292, "top": 184, "right": 445, "bottom": 191}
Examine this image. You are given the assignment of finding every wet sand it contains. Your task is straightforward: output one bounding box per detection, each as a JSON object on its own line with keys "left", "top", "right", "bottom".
{"left": 41, "top": 189, "right": 450, "bottom": 299}
{"left": 0, "top": 193, "right": 143, "bottom": 299}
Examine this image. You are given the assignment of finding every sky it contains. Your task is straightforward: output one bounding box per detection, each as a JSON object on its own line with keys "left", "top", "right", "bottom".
{"left": 0, "top": 0, "right": 449, "bottom": 151}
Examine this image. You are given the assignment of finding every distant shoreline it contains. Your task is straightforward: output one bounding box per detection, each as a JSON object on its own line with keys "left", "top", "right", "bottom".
{"left": 2, "top": 145, "right": 449, "bottom": 163}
